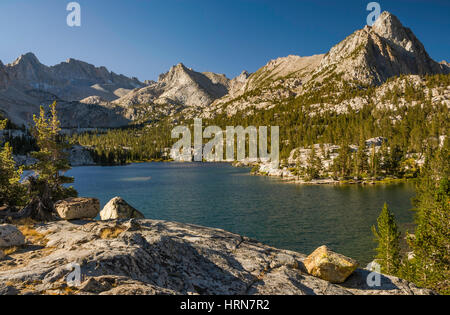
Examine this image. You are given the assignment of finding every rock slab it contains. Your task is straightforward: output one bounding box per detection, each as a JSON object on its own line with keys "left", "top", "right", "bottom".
{"left": 0, "top": 220, "right": 432, "bottom": 295}
{"left": 55, "top": 198, "right": 100, "bottom": 220}
{"left": 304, "top": 245, "right": 359, "bottom": 283}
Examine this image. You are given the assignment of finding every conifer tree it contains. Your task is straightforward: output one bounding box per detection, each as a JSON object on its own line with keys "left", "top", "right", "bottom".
{"left": 372, "top": 203, "right": 401, "bottom": 275}
{"left": 31, "top": 102, "right": 77, "bottom": 201}
{"left": 355, "top": 137, "right": 368, "bottom": 178}
{"left": 306, "top": 146, "right": 322, "bottom": 180}
{"left": 369, "top": 144, "right": 381, "bottom": 178}
{"left": 407, "top": 142, "right": 450, "bottom": 294}
{"left": 332, "top": 142, "right": 351, "bottom": 178}
{"left": 0, "top": 119, "right": 27, "bottom": 208}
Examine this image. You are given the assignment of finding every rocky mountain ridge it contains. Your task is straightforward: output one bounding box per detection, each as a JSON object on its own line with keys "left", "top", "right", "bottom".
{"left": 0, "top": 53, "right": 144, "bottom": 128}
{"left": 206, "top": 11, "right": 449, "bottom": 117}
{"left": 110, "top": 63, "right": 234, "bottom": 122}
{"left": 5, "top": 53, "right": 143, "bottom": 101}
{"left": 0, "top": 12, "right": 448, "bottom": 128}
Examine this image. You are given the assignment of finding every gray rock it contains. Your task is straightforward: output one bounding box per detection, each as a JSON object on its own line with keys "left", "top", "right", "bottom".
{"left": 0, "top": 283, "right": 19, "bottom": 295}
{"left": 0, "top": 224, "right": 25, "bottom": 248}
{"left": 0, "top": 53, "right": 143, "bottom": 128}
{"left": 54, "top": 198, "right": 100, "bottom": 220}
{"left": 67, "top": 145, "right": 95, "bottom": 166}
{"left": 0, "top": 220, "right": 433, "bottom": 295}
{"left": 115, "top": 63, "right": 230, "bottom": 109}
{"left": 100, "top": 197, "right": 145, "bottom": 220}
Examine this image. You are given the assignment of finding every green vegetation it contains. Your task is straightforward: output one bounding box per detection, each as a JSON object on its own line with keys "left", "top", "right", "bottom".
{"left": 68, "top": 122, "right": 173, "bottom": 165}
{"left": 372, "top": 140, "right": 449, "bottom": 294}
{"left": 305, "top": 146, "right": 322, "bottom": 180}
{"left": 31, "top": 102, "right": 77, "bottom": 201}
{"left": 404, "top": 141, "right": 449, "bottom": 294}
{"left": 63, "top": 74, "right": 449, "bottom": 183}
{"left": 0, "top": 102, "right": 77, "bottom": 221}
{"left": 372, "top": 203, "right": 401, "bottom": 275}
{"left": 0, "top": 120, "right": 27, "bottom": 208}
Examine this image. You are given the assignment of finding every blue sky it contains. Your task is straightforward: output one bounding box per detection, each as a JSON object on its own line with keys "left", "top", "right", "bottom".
{"left": 0, "top": 0, "right": 449, "bottom": 81}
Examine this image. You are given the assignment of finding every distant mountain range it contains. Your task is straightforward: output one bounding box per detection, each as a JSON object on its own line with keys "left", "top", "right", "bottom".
{"left": 0, "top": 11, "right": 448, "bottom": 128}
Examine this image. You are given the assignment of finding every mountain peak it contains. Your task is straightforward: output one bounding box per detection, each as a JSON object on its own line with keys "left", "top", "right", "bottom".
{"left": 240, "top": 70, "right": 250, "bottom": 77}
{"left": 313, "top": 10, "right": 448, "bottom": 85}
{"left": 65, "top": 58, "right": 83, "bottom": 64}
{"left": 372, "top": 11, "right": 403, "bottom": 34}
{"left": 11, "top": 52, "right": 40, "bottom": 66}
{"left": 372, "top": 11, "right": 419, "bottom": 53}
{"left": 172, "top": 62, "right": 190, "bottom": 72}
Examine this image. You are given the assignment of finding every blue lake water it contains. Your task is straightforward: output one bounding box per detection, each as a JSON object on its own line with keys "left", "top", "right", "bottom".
{"left": 67, "top": 162, "right": 416, "bottom": 264}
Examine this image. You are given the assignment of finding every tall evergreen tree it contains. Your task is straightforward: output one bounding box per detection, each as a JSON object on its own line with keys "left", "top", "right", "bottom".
{"left": 31, "top": 102, "right": 77, "bottom": 201}
{"left": 372, "top": 203, "right": 401, "bottom": 275}
{"left": 0, "top": 119, "right": 27, "bottom": 208}
{"left": 306, "top": 146, "right": 322, "bottom": 180}
{"left": 407, "top": 142, "right": 450, "bottom": 294}
{"left": 355, "top": 137, "right": 368, "bottom": 178}
{"left": 332, "top": 142, "right": 352, "bottom": 178}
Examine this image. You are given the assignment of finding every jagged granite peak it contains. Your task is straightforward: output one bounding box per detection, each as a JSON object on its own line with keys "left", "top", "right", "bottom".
{"left": 371, "top": 11, "right": 428, "bottom": 55}
{"left": 51, "top": 58, "right": 144, "bottom": 89}
{"left": 372, "top": 12, "right": 416, "bottom": 51}
{"left": 6, "top": 52, "right": 55, "bottom": 85}
{"left": 3, "top": 53, "right": 144, "bottom": 99}
{"left": 9, "top": 52, "right": 41, "bottom": 66}
{"left": 0, "top": 53, "right": 144, "bottom": 127}
{"left": 115, "top": 63, "right": 231, "bottom": 108}
{"left": 315, "top": 11, "right": 448, "bottom": 85}
{"left": 207, "top": 12, "right": 448, "bottom": 117}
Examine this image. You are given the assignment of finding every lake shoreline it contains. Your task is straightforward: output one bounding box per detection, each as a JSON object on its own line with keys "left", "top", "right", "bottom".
{"left": 69, "top": 159, "right": 417, "bottom": 187}
{"left": 66, "top": 162, "right": 417, "bottom": 264}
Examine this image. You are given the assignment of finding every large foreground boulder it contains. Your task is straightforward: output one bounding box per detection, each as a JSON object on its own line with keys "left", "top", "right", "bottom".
{"left": 0, "top": 224, "right": 25, "bottom": 248}
{"left": 55, "top": 198, "right": 100, "bottom": 220}
{"left": 303, "top": 245, "right": 359, "bottom": 283}
{"left": 100, "top": 197, "right": 145, "bottom": 220}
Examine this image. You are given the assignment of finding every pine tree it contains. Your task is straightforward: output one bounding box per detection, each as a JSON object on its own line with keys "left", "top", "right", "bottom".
{"left": 0, "top": 119, "right": 27, "bottom": 208}
{"left": 369, "top": 144, "right": 381, "bottom": 178}
{"left": 332, "top": 142, "right": 351, "bottom": 179}
{"left": 355, "top": 137, "right": 368, "bottom": 178}
{"left": 407, "top": 142, "right": 450, "bottom": 294}
{"left": 31, "top": 102, "right": 77, "bottom": 201}
{"left": 372, "top": 203, "right": 401, "bottom": 275}
{"left": 306, "top": 146, "right": 322, "bottom": 180}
